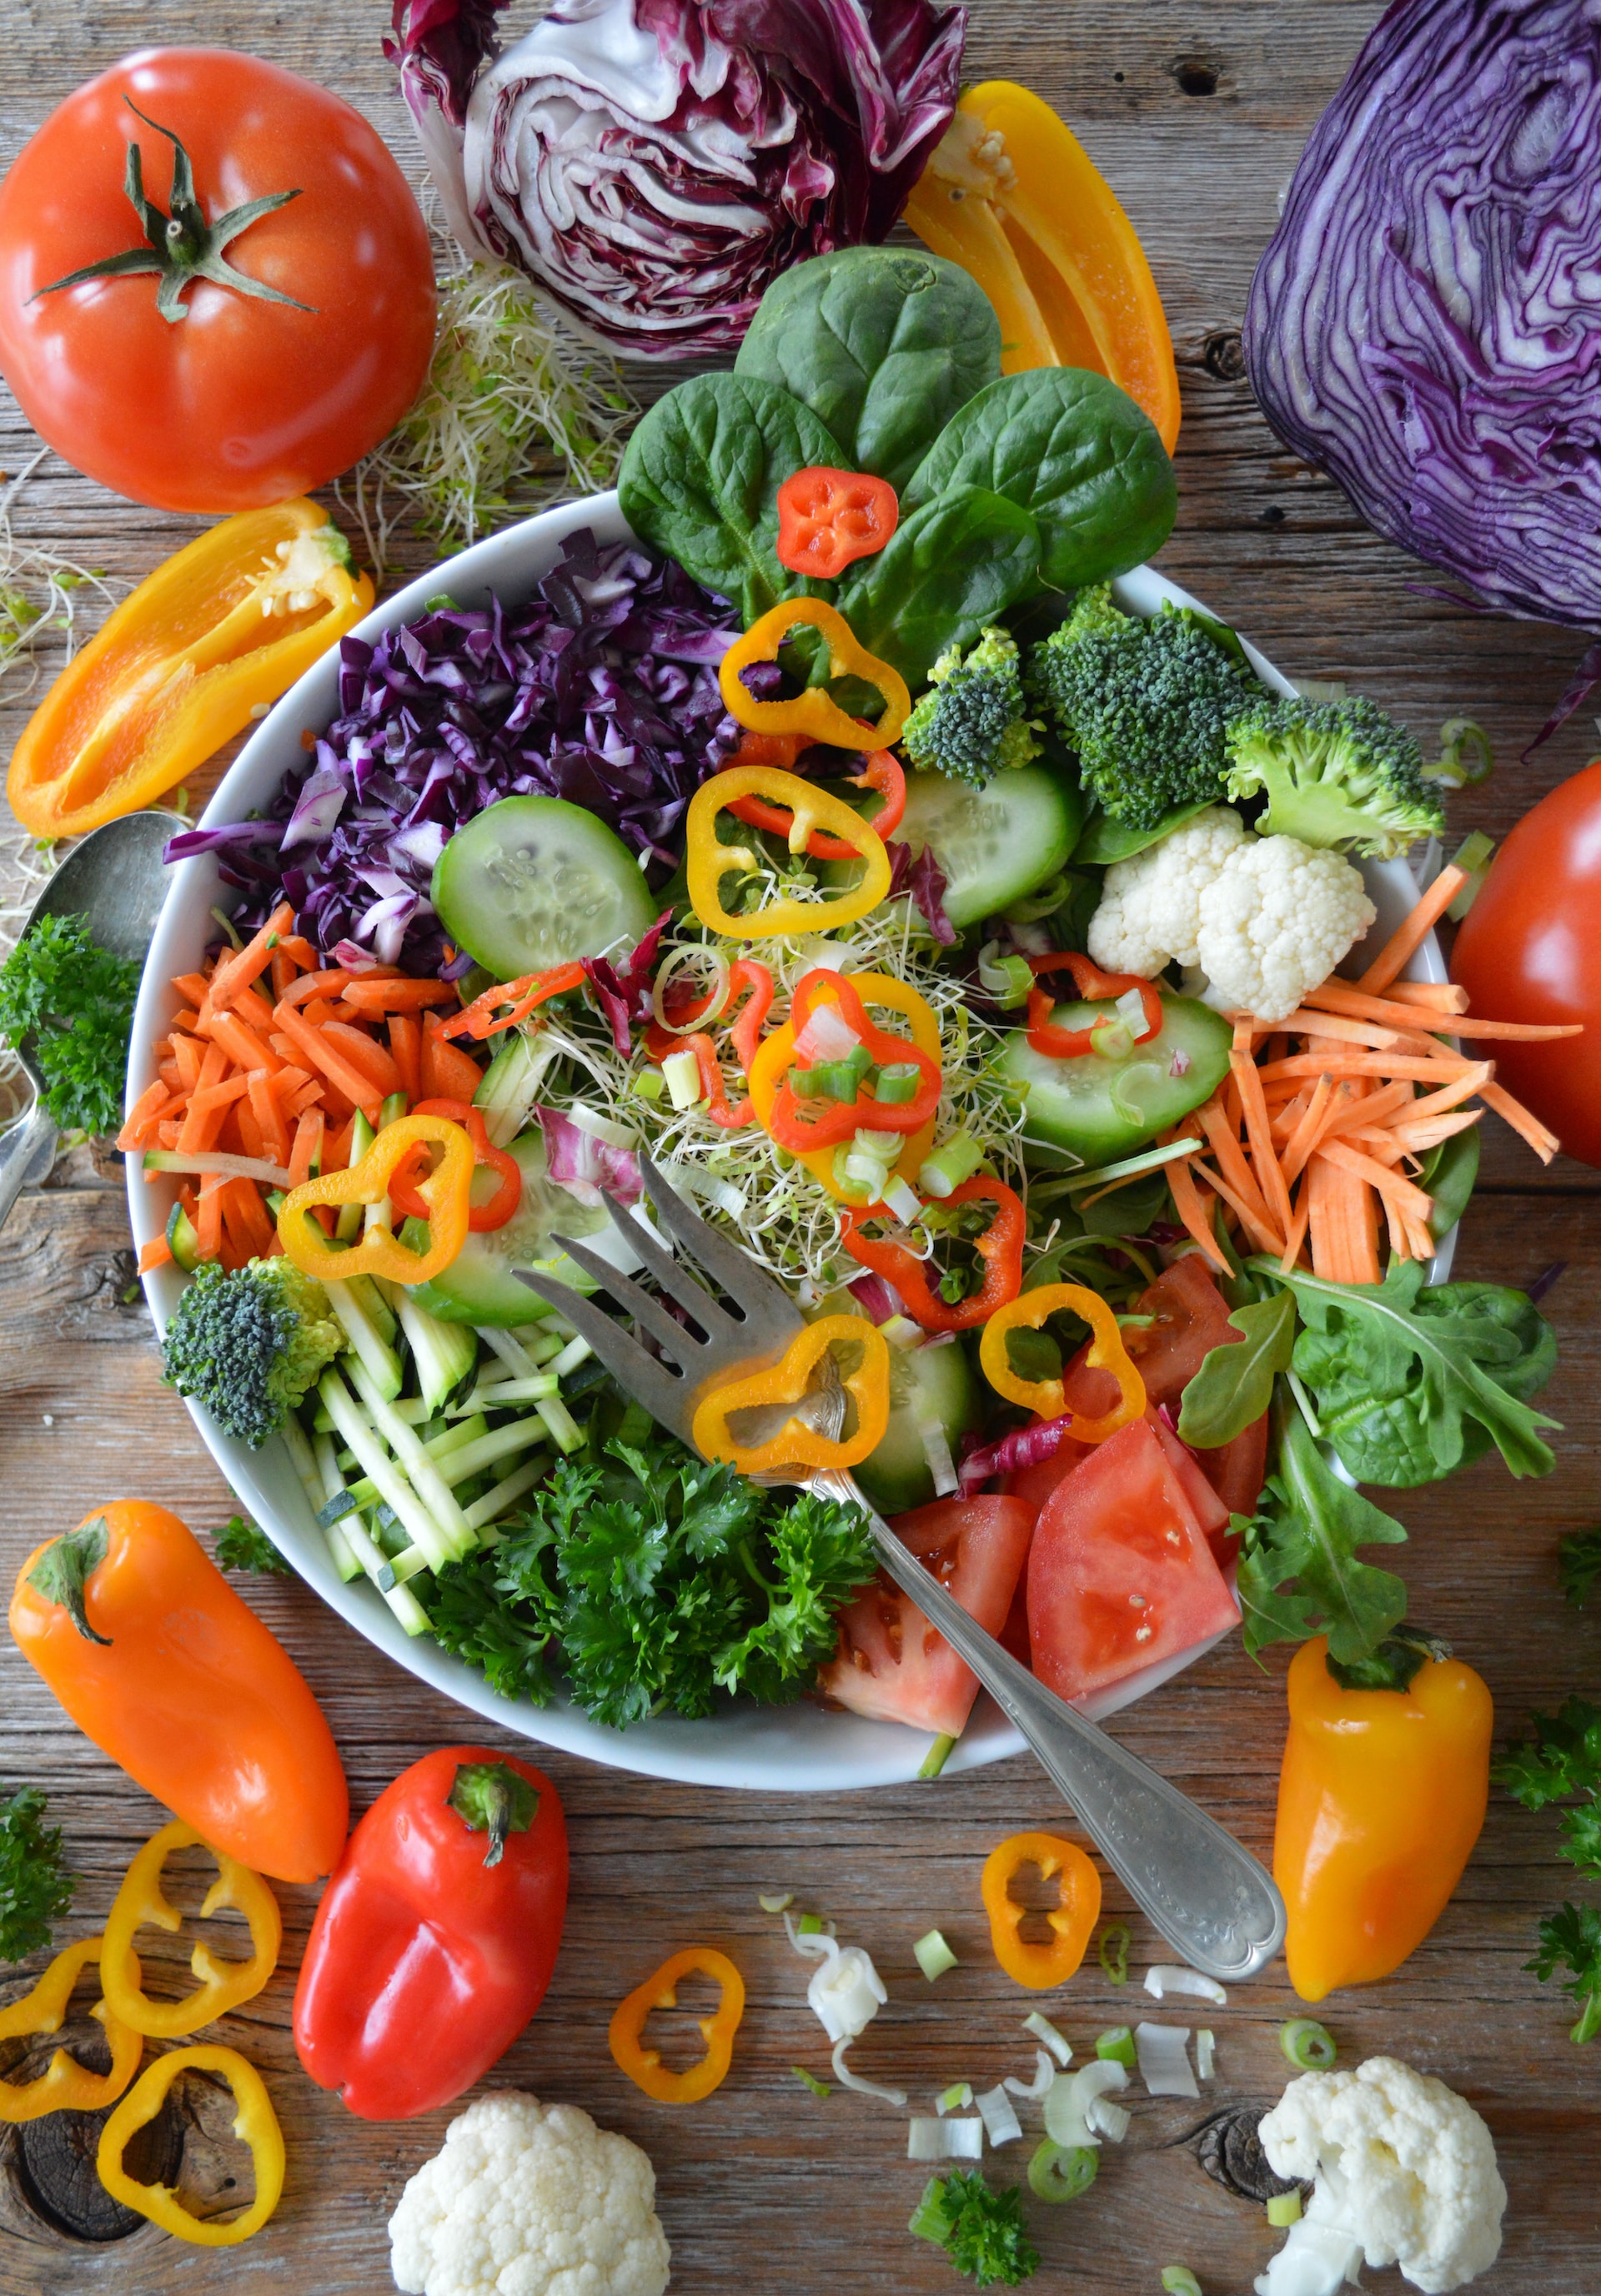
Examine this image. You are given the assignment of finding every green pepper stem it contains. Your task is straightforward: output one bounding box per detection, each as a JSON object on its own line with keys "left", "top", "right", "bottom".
{"left": 446, "top": 1760, "right": 538, "bottom": 1866}
{"left": 27, "top": 1517, "right": 112, "bottom": 1645}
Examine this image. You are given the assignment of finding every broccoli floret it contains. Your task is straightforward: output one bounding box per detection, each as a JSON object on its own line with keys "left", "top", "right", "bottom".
{"left": 901, "top": 626, "right": 1042, "bottom": 787}
{"left": 1223, "top": 691, "right": 1448, "bottom": 858}
{"left": 162, "top": 1258, "right": 343, "bottom": 1447}
{"left": 1030, "top": 585, "right": 1263, "bottom": 830}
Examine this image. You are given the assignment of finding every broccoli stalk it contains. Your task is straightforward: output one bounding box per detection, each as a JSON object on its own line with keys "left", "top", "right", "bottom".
{"left": 162, "top": 1258, "right": 344, "bottom": 1448}
{"left": 1029, "top": 585, "right": 1263, "bottom": 831}
{"left": 910, "top": 2169, "right": 1040, "bottom": 2288}
{"left": 901, "top": 626, "right": 1041, "bottom": 788}
{"left": 1223, "top": 692, "right": 1447, "bottom": 858}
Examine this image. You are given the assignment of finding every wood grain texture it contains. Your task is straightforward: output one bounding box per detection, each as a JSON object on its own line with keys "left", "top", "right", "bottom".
{"left": 2, "top": 3, "right": 1599, "bottom": 2292}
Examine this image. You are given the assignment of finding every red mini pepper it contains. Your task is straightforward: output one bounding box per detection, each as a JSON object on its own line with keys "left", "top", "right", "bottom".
{"left": 390, "top": 1097, "right": 522, "bottom": 1231}
{"left": 292, "top": 1746, "right": 568, "bottom": 2120}
{"left": 765, "top": 969, "right": 941, "bottom": 1150}
{"left": 775, "top": 465, "right": 899, "bottom": 578}
{"left": 1026, "top": 951, "right": 1164, "bottom": 1058}
{"left": 725, "top": 746, "right": 906, "bottom": 857}
{"left": 841, "top": 1177, "right": 1026, "bottom": 1331}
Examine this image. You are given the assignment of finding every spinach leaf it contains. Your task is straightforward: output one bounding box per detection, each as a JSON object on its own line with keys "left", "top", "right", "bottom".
{"left": 1420, "top": 1124, "right": 1480, "bottom": 1238}
{"left": 734, "top": 246, "right": 1001, "bottom": 493}
{"left": 904, "top": 369, "right": 1177, "bottom": 590}
{"left": 617, "top": 373, "right": 844, "bottom": 625}
{"left": 832, "top": 486, "right": 1041, "bottom": 686}
{"left": 1263, "top": 1257, "right": 1560, "bottom": 1488}
{"left": 1072, "top": 796, "right": 1221, "bottom": 867}
{"left": 1237, "top": 1395, "right": 1409, "bottom": 1665}
{"left": 1177, "top": 1289, "right": 1297, "bottom": 1448}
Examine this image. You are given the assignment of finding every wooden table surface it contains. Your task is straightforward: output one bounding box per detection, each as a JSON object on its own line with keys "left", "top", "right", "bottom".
{"left": 2, "top": 3, "right": 1598, "bottom": 2291}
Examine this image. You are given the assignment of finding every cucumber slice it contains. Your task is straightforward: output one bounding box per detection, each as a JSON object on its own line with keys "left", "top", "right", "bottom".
{"left": 896, "top": 764, "right": 1086, "bottom": 929}
{"left": 412, "top": 1128, "right": 642, "bottom": 1326}
{"left": 855, "top": 1334, "right": 981, "bottom": 1516}
{"left": 1000, "top": 994, "right": 1232, "bottom": 1168}
{"left": 432, "top": 795, "right": 655, "bottom": 979}
{"left": 164, "top": 1199, "right": 200, "bottom": 1273}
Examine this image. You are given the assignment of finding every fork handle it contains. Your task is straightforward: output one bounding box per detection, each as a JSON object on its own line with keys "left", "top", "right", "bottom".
{"left": 816, "top": 1472, "right": 1286, "bottom": 1982}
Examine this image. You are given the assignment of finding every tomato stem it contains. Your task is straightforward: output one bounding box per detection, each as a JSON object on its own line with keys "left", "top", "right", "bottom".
{"left": 32, "top": 98, "right": 314, "bottom": 326}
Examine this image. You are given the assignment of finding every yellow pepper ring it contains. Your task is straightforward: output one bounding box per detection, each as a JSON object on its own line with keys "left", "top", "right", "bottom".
{"left": 277, "top": 1112, "right": 474, "bottom": 1286}
{"left": 686, "top": 766, "right": 892, "bottom": 942}
{"left": 748, "top": 971, "right": 942, "bottom": 1203}
{"left": 719, "top": 598, "right": 911, "bottom": 751}
{"left": 0, "top": 1936, "right": 143, "bottom": 2123}
{"left": 99, "top": 1820, "right": 282, "bottom": 2041}
{"left": 692, "top": 1314, "right": 891, "bottom": 1477}
{"left": 978, "top": 1281, "right": 1147, "bottom": 1441}
{"left": 97, "top": 2043, "right": 285, "bottom": 2247}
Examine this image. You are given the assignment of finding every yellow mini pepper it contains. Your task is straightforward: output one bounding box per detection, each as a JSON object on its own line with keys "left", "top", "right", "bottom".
{"left": 100, "top": 1820, "right": 282, "bottom": 2039}
{"left": 609, "top": 1947, "right": 745, "bottom": 2103}
{"left": 978, "top": 1283, "right": 1147, "bottom": 1442}
{"left": 718, "top": 599, "right": 911, "bottom": 751}
{"left": 0, "top": 1936, "right": 143, "bottom": 2122}
{"left": 8, "top": 499, "right": 373, "bottom": 838}
{"left": 98, "top": 2044, "right": 285, "bottom": 2245}
{"left": 692, "top": 1315, "right": 891, "bottom": 1477}
{"left": 686, "top": 764, "right": 892, "bottom": 940}
{"left": 1275, "top": 1633, "right": 1493, "bottom": 2003}
{"left": 278, "top": 1112, "right": 474, "bottom": 1285}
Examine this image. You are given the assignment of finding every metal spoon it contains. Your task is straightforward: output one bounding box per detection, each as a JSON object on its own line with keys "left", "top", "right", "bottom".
{"left": 0, "top": 810, "right": 178, "bottom": 1233}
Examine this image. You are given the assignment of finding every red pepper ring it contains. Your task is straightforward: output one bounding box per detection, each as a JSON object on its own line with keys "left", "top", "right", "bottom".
{"left": 685, "top": 1034, "right": 757, "bottom": 1130}
{"left": 644, "top": 958, "right": 775, "bottom": 1071}
{"left": 442, "top": 960, "right": 587, "bottom": 1043}
{"left": 1025, "top": 951, "right": 1165, "bottom": 1060}
{"left": 725, "top": 748, "right": 906, "bottom": 859}
{"left": 390, "top": 1098, "right": 521, "bottom": 1232}
{"left": 765, "top": 969, "right": 941, "bottom": 1151}
{"left": 840, "top": 1177, "right": 1026, "bottom": 1333}
{"left": 775, "top": 465, "right": 899, "bottom": 580}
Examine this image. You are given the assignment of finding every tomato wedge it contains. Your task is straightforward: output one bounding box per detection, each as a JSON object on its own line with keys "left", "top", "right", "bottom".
{"left": 1026, "top": 1419, "right": 1239, "bottom": 1702}
{"left": 819, "top": 1497, "right": 1034, "bottom": 1738}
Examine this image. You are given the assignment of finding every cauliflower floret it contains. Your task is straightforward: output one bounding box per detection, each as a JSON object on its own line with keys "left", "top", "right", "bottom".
{"left": 389, "top": 2091, "right": 670, "bottom": 2296}
{"left": 1087, "top": 806, "right": 1248, "bottom": 976}
{"left": 1194, "top": 833, "right": 1376, "bottom": 1026}
{"left": 1257, "top": 2057, "right": 1506, "bottom": 2295}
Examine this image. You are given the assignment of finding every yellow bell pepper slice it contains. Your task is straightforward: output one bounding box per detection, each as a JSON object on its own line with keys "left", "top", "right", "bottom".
{"left": 686, "top": 766, "right": 891, "bottom": 940}
{"left": 749, "top": 970, "right": 942, "bottom": 1202}
{"left": 99, "top": 1821, "right": 281, "bottom": 2040}
{"left": 718, "top": 599, "right": 911, "bottom": 752}
{"left": 979, "top": 1281, "right": 1147, "bottom": 1441}
{"left": 8, "top": 499, "right": 374, "bottom": 839}
{"left": 0, "top": 1936, "right": 143, "bottom": 2122}
{"left": 905, "top": 83, "right": 1181, "bottom": 451}
{"left": 691, "top": 1314, "right": 891, "bottom": 1476}
{"left": 97, "top": 2044, "right": 285, "bottom": 2246}
{"left": 278, "top": 1111, "right": 474, "bottom": 1285}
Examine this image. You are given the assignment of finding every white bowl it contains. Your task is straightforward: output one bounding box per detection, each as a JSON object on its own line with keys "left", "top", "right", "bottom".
{"left": 128, "top": 495, "right": 1453, "bottom": 1790}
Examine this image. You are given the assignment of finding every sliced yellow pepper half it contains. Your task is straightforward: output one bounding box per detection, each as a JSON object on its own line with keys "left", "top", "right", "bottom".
{"left": 692, "top": 1315, "right": 891, "bottom": 1477}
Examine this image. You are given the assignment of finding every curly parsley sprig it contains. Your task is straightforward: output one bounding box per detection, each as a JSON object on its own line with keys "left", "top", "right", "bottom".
{"left": 0, "top": 1784, "right": 76, "bottom": 1962}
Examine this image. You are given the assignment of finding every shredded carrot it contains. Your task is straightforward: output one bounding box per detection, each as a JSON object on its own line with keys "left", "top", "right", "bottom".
{"left": 207, "top": 902, "right": 294, "bottom": 1012}
{"left": 1317, "top": 1135, "right": 1435, "bottom": 1220}
{"left": 272, "top": 1001, "right": 384, "bottom": 1123}
{"left": 341, "top": 975, "right": 454, "bottom": 1012}
{"left": 1480, "top": 1079, "right": 1560, "bottom": 1163}
{"left": 194, "top": 1175, "right": 225, "bottom": 1264}
{"left": 1384, "top": 980, "right": 1468, "bottom": 1014}
{"left": 1196, "top": 1097, "right": 1284, "bottom": 1253}
{"left": 1307, "top": 1150, "right": 1381, "bottom": 1284}
{"left": 170, "top": 972, "right": 212, "bottom": 1006}
{"left": 1279, "top": 1076, "right": 1338, "bottom": 1187}
{"left": 1162, "top": 1148, "right": 1230, "bottom": 1271}
{"left": 203, "top": 1007, "right": 283, "bottom": 1076}
{"left": 1257, "top": 1051, "right": 1478, "bottom": 1085}
{"left": 389, "top": 1012, "right": 422, "bottom": 1102}
{"left": 322, "top": 1021, "right": 402, "bottom": 1100}
{"left": 1278, "top": 1173, "right": 1312, "bottom": 1274}
{"left": 137, "top": 1233, "right": 174, "bottom": 1275}
{"left": 1230, "top": 1047, "right": 1295, "bottom": 1238}
{"left": 1358, "top": 867, "right": 1470, "bottom": 993}
{"left": 118, "top": 1082, "right": 173, "bottom": 1154}
{"left": 247, "top": 1069, "right": 292, "bottom": 1168}
{"left": 422, "top": 1012, "right": 489, "bottom": 1103}
{"left": 288, "top": 1109, "right": 324, "bottom": 1188}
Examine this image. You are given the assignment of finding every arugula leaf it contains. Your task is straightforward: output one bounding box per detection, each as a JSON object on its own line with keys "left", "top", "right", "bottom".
{"left": 0, "top": 912, "right": 141, "bottom": 1138}
{"left": 1527, "top": 1903, "right": 1601, "bottom": 2044}
{"left": 1493, "top": 1697, "right": 1601, "bottom": 1816}
{"left": 1258, "top": 1258, "right": 1559, "bottom": 1489}
{"left": 1236, "top": 1394, "right": 1408, "bottom": 1665}
{"left": 211, "top": 1515, "right": 289, "bottom": 1575}
{"left": 909, "top": 2170, "right": 1040, "bottom": 2288}
{"left": 0, "top": 1784, "right": 76, "bottom": 1962}
{"left": 1177, "top": 1290, "right": 1296, "bottom": 1448}
{"left": 1559, "top": 1526, "right": 1601, "bottom": 1608}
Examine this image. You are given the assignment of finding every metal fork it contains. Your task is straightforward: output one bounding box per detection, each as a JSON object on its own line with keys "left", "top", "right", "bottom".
{"left": 519, "top": 1154, "right": 1285, "bottom": 1982}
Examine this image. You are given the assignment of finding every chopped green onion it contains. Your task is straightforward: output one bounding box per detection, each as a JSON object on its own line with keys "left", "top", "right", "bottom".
{"left": 1062, "top": 1137, "right": 1203, "bottom": 1192}
{"left": 1160, "top": 2269, "right": 1202, "bottom": 2296}
{"left": 919, "top": 1732, "right": 957, "bottom": 1781}
{"left": 1267, "top": 2191, "right": 1303, "bottom": 2228}
{"left": 631, "top": 1068, "right": 665, "bottom": 1103}
{"left": 792, "top": 1060, "right": 865, "bottom": 1103}
{"left": 977, "top": 941, "right": 1035, "bottom": 1006}
{"left": 1445, "top": 829, "right": 1496, "bottom": 921}
{"left": 1280, "top": 2018, "right": 1337, "bottom": 2071}
{"left": 1431, "top": 717, "right": 1495, "bottom": 789}
{"left": 915, "top": 1930, "right": 959, "bottom": 1983}
{"left": 1089, "top": 1015, "right": 1134, "bottom": 1061}
{"left": 1027, "top": 2139, "right": 1097, "bottom": 2202}
{"left": 919, "top": 1132, "right": 984, "bottom": 1199}
{"left": 660, "top": 1047, "right": 702, "bottom": 1110}
{"left": 937, "top": 2081, "right": 973, "bottom": 2112}
{"left": 1098, "top": 1922, "right": 1131, "bottom": 1986}
{"left": 870, "top": 1061, "right": 921, "bottom": 1105}
{"left": 1024, "top": 2011, "right": 1072, "bottom": 2067}
{"left": 759, "top": 1892, "right": 794, "bottom": 1914}
{"left": 1004, "top": 873, "right": 1069, "bottom": 924}
{"left": 855, "top": 1127, "right": 903, "bottom": 1158}
{"left": 798, "top": 1912, "right": 825, "bottom": 1936}
{"left": 792, "top": 2064, "right": 832, "bottom": 2098}
{"left": 1096, "top": 2027, "right": 1137, "bottom": 2067}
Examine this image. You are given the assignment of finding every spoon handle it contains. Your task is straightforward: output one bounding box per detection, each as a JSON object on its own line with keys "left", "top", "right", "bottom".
{"left": 0, "top": 1101, "right": 57, "bottom": 1234}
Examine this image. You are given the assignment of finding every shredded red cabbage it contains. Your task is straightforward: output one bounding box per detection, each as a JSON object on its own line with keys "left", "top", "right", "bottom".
{"left": 957, "top": 1412, "right": 1077, "bottom": 1497}
{"left": 581, "top": 911, "right": 671, "bottom": 1056}
{"left": 887, "top": 837, "right": 956, "bottom": 946}
{"left": 846, "top": 1269, "right": 903, "bottom": 1324}
{"left": 166, "top": 531, "right": 740, "bottom": 975}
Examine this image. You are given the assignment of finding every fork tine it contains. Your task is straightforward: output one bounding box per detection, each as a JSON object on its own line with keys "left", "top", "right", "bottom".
{"left": 513, "top": 1271, "right": 694, "bottom": 1439}
{"left": 636, "top": 1154, "right": 805, "bottom": 1330}
{"left": 605, "top": 1195, "right": 740, "bottom": 1339}
{"left": 547, "top": 1233, "right": 706, "bottom": 1371}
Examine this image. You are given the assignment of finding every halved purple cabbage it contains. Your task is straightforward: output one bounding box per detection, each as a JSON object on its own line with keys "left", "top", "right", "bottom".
{"left": 387, "top": 0, "right": 966, "bottom": 359}
{"left": 165, "top": 530, "right": 741, "bottom": 976}
{"left": 1245, "top": 0, "right": 1601, "bottom": 626}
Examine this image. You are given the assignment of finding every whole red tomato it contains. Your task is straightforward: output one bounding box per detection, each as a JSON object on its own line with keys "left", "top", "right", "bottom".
{"left": 1452, "top": 757, "right": 1601, "bottom": 1168}
{"left": 0, "top": 49, "right": 435, "bottom": 512}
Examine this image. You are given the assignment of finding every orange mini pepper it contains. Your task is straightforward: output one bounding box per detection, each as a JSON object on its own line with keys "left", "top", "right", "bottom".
{"left": 277, "top": 1110, "right": 473, "bottom": 1284}
{"left": 100, "top": 1820, "right": 281, "bottom": 2039}
{"left": 981, "top": 1831, "right": 1102, "bottom": 1989}
{"left": 8, "top": 1501, "right": 349, "bottom": 1883}
{"left": 691, "top": 1315, "right": 891, "bottom": 1478}
{"left": 717, "top": 599, "right": 911, "bottom": 752}
{"left": 1275, "top": 1633, "right": 1493, "bottom": 2004}
{"left": 979, "top": 1284, "right": 1146, "bottom": 1441}
{"left": 0, "top": 1936, "right": 143, "bottom": 2123}
{"left": 609, "top": 1947, "right": 745, "bottom": 2103}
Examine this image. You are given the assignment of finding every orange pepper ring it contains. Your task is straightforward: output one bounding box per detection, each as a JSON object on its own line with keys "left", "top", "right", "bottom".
{"left": 981, "top": 1830, "right": 1102, "bottom": 1990}
{"left": 978, "top": 1282, "right": 1146, "bottom": 1441}
{"left": 277, "top": 1112, "right": 474, "bottom": 1285}
{"left": 608, "top": 1947, "right": 745, "bottom": 2103}
{"left": 690, "top": 1314, "right": 891, "bottom": 1476}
